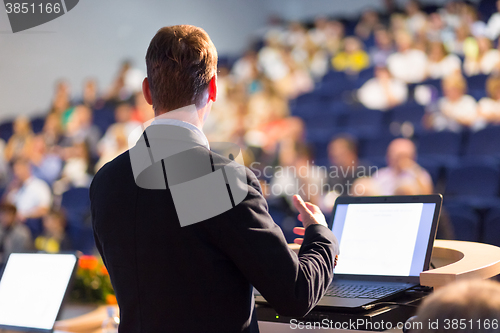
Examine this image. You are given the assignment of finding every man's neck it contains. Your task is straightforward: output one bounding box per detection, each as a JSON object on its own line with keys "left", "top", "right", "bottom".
{"left": 155, "top": 104, "right": 203, "bottom": 130}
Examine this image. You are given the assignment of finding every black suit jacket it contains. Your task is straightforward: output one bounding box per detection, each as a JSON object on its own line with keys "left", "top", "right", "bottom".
{"left": 90, "top": 125, "right": 338, "bottom": 333}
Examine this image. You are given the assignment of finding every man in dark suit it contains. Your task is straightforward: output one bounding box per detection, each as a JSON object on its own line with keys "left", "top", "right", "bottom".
{"left": 91, "top": 25, "right": 338, "bottom": 333}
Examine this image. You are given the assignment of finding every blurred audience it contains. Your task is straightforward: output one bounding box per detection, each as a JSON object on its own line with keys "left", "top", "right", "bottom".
{"left": 332, "top": 36, "right": 370, "bottom": 73}
{"left": 0, "top": 203, "right": 32, "bottom": 264}
{"left": 35, "top": 210, "right": 71, "bottom": 254}
{"left": 387, "top": 30, "right": 428, "bottom": 83}
{"left": 371, "top": 138, "right": 433, "bottom": 195}
{"left": 29, "top": 135, "right": 63, "bottom": 185}
{"left": 5, "top": 158, "right": 52, "bottom": 222}
{"left": 2, "top": 1, "right": 500, "bottom": 253}
{"left": 463, "top": 36, "right": 500, "bottom": 76}
{"left": 4, "top": 116, "right": 33, "bottom": 162}
{"left": 427, "top": 41, "right": 462, "bottom": 79}
{"left": 61, "top": 105, "right": 101, "bottom": 157}
{"left": 370, "top": 27, "right": 395, "bottom": 67}
{"left": 357, "top": 66, "right": 408, "bottom": 110}
{"left": 432, "top": 74, "right": 481, "bottom": 131}
{"left": 478, "top": 75, "right": 500, "bottom": 123}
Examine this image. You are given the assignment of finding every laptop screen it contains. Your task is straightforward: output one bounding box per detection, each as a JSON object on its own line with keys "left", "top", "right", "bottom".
{"left": 0, "top": 253, "right": 78, "bottom": 332}
{"left": 331, "top": 202, "right": 437, "bottom": 277}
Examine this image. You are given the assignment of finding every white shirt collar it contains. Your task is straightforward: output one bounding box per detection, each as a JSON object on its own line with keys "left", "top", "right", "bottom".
{"left": 150, "top": 118, "right": 210, "bottom": 150}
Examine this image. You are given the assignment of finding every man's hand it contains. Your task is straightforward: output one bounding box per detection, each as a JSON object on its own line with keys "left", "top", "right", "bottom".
{"left": 292, "top": 195, "right": 328, "bottom": 245}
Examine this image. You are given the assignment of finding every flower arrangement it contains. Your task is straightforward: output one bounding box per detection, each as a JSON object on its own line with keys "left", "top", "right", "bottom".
{"left": 70, "top": 255, "right": 116, "bottom": 304}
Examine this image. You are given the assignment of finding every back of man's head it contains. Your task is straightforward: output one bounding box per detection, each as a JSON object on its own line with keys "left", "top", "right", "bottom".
{"left": 146, "top": 25, "right": 218, "bottom": 114}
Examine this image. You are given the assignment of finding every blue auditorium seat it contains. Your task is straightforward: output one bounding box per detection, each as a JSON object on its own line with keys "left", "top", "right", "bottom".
{"left": 443, "top": 202, "right": 480, "bottom": 242}
{"left": 358, "top": 135, "right": 396, "bottom": 167}
{"left": 31, "top": 116, "right": 46, "bottom": 134}
{"left": 345, "top": 108, "right": 385, "bottom": 137}
{"left": 92, "top": 106, "right": 116, "bottom": 135}
{"left": 483, "top": 208, "right": 500, "bottom": 247}
{"left": 390, "top": 102, "right": 425, "bottom": 132}
{"left": 445, "top": 162, "right": 500, "bottom": 209}
{"left": 417, "top": 131, "right": 462, "bottom": 165}
{"left": 0, "top": 120, "right": 13, "bottom": 143}
{"left": 465, "top": 126, "right": 500, "bottom": 160}
{"left": 352, "top": 67, "right": 374, "bottom": 89}
{"left": 290, "top": 100, "right": 324, "bottom": 119}
{"left": 61, "top": 187, "right": 94, "bottom": 254}
{"left": 466, "top": 74, "right": 488, "bottom": 90}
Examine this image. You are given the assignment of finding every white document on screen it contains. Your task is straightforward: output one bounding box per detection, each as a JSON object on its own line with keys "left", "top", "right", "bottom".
{"left": 334, "top": 203, "right": 423, "bottom": 277}
{"left": 0, "top": 254, "right": 76, "bottom": 330}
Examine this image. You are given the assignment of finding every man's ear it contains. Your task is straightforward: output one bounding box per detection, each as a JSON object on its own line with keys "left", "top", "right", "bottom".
{"left": 142, "top": 78, "right": 153, "bottom": 105}
{"left": 208, "top": 76, "right": 217, "bottom": 103}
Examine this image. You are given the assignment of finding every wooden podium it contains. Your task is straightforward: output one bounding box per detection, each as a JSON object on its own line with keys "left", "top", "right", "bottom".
{"left": 53, "top": 240, "right": 500, "bottom": 333}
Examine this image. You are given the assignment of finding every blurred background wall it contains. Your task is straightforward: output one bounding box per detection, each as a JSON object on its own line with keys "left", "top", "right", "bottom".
{"left": 1, "top": 0, "right": 474, "bottom": 121}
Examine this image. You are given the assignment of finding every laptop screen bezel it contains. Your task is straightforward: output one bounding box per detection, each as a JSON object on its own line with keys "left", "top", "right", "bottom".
{"left": 328, "top": 194, "right": 442, "bottom": 284}
{"left": 0, "top": 252, "right": 79, "bottom": 333}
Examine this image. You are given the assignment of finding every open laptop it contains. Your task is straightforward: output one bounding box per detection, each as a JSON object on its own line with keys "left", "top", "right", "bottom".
{"left": 256, "top": 194, "right": 442, "bottom": 310}
{"left": 0, "top": 253, "right": 78, "bottom": 332}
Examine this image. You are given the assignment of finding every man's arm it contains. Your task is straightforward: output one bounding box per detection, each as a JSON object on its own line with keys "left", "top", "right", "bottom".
{"left": 209, "top": 170, "right": 338, "bottom": 317}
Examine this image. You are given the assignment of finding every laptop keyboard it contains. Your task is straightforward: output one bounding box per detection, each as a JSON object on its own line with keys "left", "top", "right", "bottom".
{"left": 324, "top": 284, "right": 407, "bottom": 299}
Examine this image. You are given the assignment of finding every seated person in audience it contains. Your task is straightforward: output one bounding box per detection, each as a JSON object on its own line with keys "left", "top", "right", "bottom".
{"left": 369, "top": 27, "right": 396, "bottom": 67}
{"left": 5, "top": 158, "right": 52, "bottom": 223}
{"left": 81, "top": 78, "right": 102, "bottom": 109}
{"left": 61, "top": 105, "right": 101, "bottom": 157}
{"left": 372, "top": 138, "right": 433, "bottom": 195}
{"left": 487, "top": 0, "right": 500, "bottom": 40}
{"left": 326, "top": 135, "right": 370, "bottom": 192}
{"left": 426, "top": 41, "right": 462, "bottom": 79}
{"left": 357, "top": 66, "right": 408, "bottom": 110}
{"left": 432, "top": 74, "right": 481, "bottom": 131}
{"left": 95, "top": 124, "right": 129, "bottom": 171}
{"left": 354, "top": 10, "right": 380, "bottom": 43}
{"left": 54, "top": 142, "right": 93, "bottom": 194}
{"left": 97, "top": 103, "right": 140, "bottom": 155}
{"left": 387, "top": 30, "right": 428, "bottom": 83}
{"left": 331, "top": 36, "right": 370, "bottom": 74}
{"left": 322, "top": 135, "right": 374, "bottom": 208}
{"left": 463, "top": 36, "right": 500, "bottom": 76}
{"left": 413, "top": 279, "right": 500, "bottom": 333}
{"left": 405, "top": 0, "right": 427, "bottom": 36}
{"left": 49, "top": 79, "right": 71, "bottom": 115}
{"left": 35, "top": 210, "right": 72, "bottom": 254}
{"left": 0, "top": 203, "right": 32, "bottom": 264}
{"left": 446, "top": 23, "right": 470, "bottom": 57}
{"left": 41, "top": 112, "right": 64, "bottom": 152}
{"left": 4, "top": 116, "right": 34, "bottom": 163}
{"left": 478, "top": 75, "right": 500, "bottom": 123}
{"left": 29, "top": 135, "right": 62, "bottom": 185}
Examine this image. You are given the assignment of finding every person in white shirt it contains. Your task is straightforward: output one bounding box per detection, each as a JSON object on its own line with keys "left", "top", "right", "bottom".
{"left": 487, "top": 0, "right": 500, "bottom": 40}
{"left": 6, "top": 158, "right": 52, "bottom": 222}
{"left": 478, "top": 75, "right": 500, "bottom": 123}
{"left": 371, "top": 138, "right": 433, "bottom": 196}
{"left": 387, "top": 30, "right": 428, "bottom": 83}
{"left": 464, "top": 36, "right": 500, "bottom": 76}
{"left": 427, "top": 42, "right": 462, "bottom": 79}
{"left": 357, "top": 66, "right": 408, "bottom": 111}
{"left": 97, "top": 103, "right": 140, "bottom": 159}
{"left": 433, "top": 74, "right": 481, "bottom": 130}
{"left": 405, "top": 0, "right": 427, "bottom": 36}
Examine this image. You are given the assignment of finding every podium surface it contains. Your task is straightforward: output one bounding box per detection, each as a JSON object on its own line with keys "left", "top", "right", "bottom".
{"left": 52, "top": 240, "right": 500, "bottom": 333}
